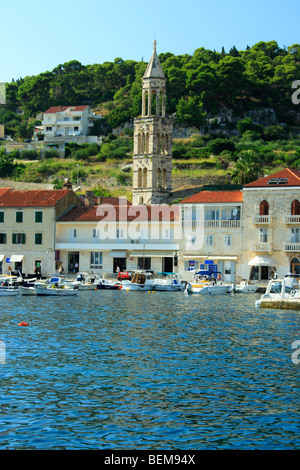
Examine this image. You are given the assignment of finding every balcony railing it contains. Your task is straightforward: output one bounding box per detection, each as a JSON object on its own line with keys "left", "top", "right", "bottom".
{"left": 252, "top": 242, "right": 270, "bottom": 252}
{"left": 284, "top": 215, "right": 300, "bottom": 224}
{"left": 55, "top": 236, "right": 176, "bottom": 246}
{"left": 182, "top": 219, "right": 240, "bottom": 229}
{"left": 284, "top": 242, "right": 300, "bottom": 252}
{"left": 253, "top": 215, "right": 270, "bottom": 224}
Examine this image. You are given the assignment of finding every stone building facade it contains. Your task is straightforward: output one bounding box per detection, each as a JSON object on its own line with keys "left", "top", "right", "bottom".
{"left": 240, "top": 168, "right": 300, "bottom": 280}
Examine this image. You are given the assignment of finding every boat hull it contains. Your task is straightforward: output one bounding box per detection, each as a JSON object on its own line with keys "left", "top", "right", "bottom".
{"left": 186, "top": 283, "right": 230, "bottom": 294}
{"left": 0, "top": 288, "right": 19, "bottom": 296}
{"left": 19, "top": 286, "right": 36, "bottom": 295}
{"left": 35, "top": 286, "right": 78, "bottom": 296}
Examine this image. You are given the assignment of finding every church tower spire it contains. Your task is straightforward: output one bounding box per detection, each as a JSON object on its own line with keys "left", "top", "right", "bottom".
{"left": 132, "top": 41, "right": 173, "bottom": 205}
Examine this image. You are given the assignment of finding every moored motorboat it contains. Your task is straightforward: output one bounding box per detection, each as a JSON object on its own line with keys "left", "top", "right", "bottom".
{"left": 35, "top": 275, "right": 80, "bottom": 290}
{"left": 19, "top": 285, "right": 36, "bottom": 295}
{"left": 232, "top": 280, "right": 258, "bottom": 293}
{"left": 121, "top": 271, "right": 156, "bottom": 291}
{"left": 0, "top": 286, "right": 19, "bottom": 296}
{"left": 255, "top": 274, "right": 300, "bottom": 309}
{"left": 76, "top": 272, "right": 100, "bottom": 290}
{"left": 35, "top": 284, "right": 78, "bottom": 296}
{"left": 185, "top": 275, "right": 231, "bottom": 295}
{"left": 97, "top": 273, "right": 122, "bottom": 290}
{"left": 154, "top": 273, "right": 185, "bottom": 291}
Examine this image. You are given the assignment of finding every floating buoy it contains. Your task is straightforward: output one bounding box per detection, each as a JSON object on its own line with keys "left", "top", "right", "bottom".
{"left": 152, "top": 291, "right": 155, "bottom": 294}
{"left": 18, "top": 321, "right": 29, "bottom": 327}
{"left": 148, "top": 291, "right": 151, "bottom": 294}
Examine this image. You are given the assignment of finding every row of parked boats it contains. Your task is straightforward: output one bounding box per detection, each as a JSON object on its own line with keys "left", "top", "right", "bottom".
{"left": 1, "top": 270, "right": 298, "bottom": 309}
{"left": 0, "top": 270, "right": 260, "bottom": 296}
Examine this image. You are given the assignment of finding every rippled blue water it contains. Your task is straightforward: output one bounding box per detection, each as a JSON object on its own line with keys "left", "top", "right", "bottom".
{"left": 0, "top": 289, "right": 300, "bottom": 450}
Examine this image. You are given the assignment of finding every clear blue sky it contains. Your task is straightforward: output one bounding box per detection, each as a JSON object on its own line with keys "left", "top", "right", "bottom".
{"left": 0, "top": 0, "right": 299, "bottom": 83}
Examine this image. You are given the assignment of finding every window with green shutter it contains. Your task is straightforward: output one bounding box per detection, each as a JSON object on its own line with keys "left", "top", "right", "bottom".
{"left": 35, "top": 233, "right": 42, "bottom": 245}
{"left": 12, "top": 233, "right": 26, "bottom": 244}
{"left": 0, "top": 233, "right": 6, "bottom": 244}
{"left": 0, "top": 212, "right": 4, "bottom": 223}
{"left": 16, "top": 211, "right": 23, "bottom": 223}
{"left": 35, "top": 211, "right": 43, "bottom": 223}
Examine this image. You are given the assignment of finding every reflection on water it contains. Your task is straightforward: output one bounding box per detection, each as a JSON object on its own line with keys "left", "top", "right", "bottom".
{"left": 0, "top": 291, "right": 300, "bottom": 449}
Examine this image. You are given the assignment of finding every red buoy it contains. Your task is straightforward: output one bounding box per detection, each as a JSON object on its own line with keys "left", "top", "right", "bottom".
{"left": 18, "top": 321, "right": 29, "bottom": 327}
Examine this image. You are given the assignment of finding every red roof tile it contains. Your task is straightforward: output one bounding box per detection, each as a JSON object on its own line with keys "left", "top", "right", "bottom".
{"left": 244, "top": 168, "right": 300, "bottom": 188}
{"left": 0, "top": 189, "right": 73, "bottom": 207}
{"left": 58, "top": 204, "right": 179, "bottom": 222}
{"left": 44, "top": 106, "right": 88, "bottom": 114}
{"left": 0, "top": 188, "right": 12, "bottom": 198}
{"left": 179, "top": 190, "right": 243, "bottom": 204}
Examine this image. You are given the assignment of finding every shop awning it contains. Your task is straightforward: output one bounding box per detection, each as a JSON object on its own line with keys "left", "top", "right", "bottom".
{"left": 132, "top": 251, "right": 175, "bottom": 258}
{"left": 109, "top": 251, "right": 127, "bottom": 257}
{"left": 10, "top": 255, "right": 24, "bottom": 262}
{"left": 0, "top": 254, "right": 4, "bottom": 262}
{"left": 248, "top": 256, "right": 276, "bottom": 266}
{"left": 183, "top": 255, "right": 238, "bottom": 261}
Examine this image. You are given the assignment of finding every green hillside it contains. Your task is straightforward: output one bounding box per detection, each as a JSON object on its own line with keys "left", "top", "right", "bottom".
{"left": 0, "top": 40, "right": 300, "bottom": 196}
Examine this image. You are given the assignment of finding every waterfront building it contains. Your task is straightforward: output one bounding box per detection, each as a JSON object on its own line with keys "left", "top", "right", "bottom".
{"left": 178, "top": 187, "right": 243, "bottom": 282}
{"left": 240, "top": 168, "right": 300, "bottom": 280}
{"left": 132, "top": 41, "right": 173, "bottom": 205}
{"left": 0, "top": 185, "right": 82, "bottom": 277}
{"left": 55, "top": 196, "right": 179, "bottom": 275}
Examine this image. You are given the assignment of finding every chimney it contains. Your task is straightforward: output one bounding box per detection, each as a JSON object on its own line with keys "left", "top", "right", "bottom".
{"left": 85, "top": 190, "right": 95, "bottom": 205}
{"left": 63, "top": 178, "right": 72, "bottom": 190}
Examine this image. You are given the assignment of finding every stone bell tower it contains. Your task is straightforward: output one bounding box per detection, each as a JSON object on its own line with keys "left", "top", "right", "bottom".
{"left": 132, "top": 41, "right": 173, "bottom": 205}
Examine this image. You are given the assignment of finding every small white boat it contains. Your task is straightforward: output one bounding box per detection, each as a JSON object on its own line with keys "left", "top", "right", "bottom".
{"left": 19, "top": 286, "right": 36, "bottom": 295}
{"left": 255, "top": 274, "right": 300, "bottom": 309}
{"left": 154, "top": 273, "right": 185, "bottom": 291}
{"left": 0, "top": 286, "right": 19, "bottom": 296}
{"left": 185, "top": 275, "right": 231, "bottom": 295}
{"left": 35, "top": 284, "right": 78, "bottom": 296}
{"left": 97, "top": 273, "right": 123, "bottom": 290}
{"left": 35, "top": 275, "right": 80, "bottom": 290}
{"left": 76, "top": 273, "right": 100, "bottom": 290}
{"left": 232, "top": 280, "right": 258, "bottom": 293}
{"left": 121, "top": 271, "right": 156, "bottom": 291}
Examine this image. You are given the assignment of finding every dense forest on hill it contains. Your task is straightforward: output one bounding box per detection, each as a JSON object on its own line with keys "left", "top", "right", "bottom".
{"left": 1, "top": 40, "right": 300, "bottom": 131}
{"left": 0, "top": 41, "right": 300, "bottom": 193}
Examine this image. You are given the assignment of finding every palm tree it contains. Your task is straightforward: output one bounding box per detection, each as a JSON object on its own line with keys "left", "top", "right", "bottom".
{"left": 232, "top": 150, "right": 261, "bottom": 184}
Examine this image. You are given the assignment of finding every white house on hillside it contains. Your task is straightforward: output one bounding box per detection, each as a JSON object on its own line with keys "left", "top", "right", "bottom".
{"left": 41, "top": 105, "right": 100, "bottom": 139}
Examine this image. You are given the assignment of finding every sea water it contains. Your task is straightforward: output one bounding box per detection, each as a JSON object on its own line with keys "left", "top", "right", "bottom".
{"left": 0, "top": 290, "right": 299, "bottom": 450}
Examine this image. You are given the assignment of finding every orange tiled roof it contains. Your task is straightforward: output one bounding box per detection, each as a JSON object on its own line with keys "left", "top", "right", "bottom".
{"left": 179, "top": 190, "right": 243, "bottom": 204}
{"left": 0, "top": 189, "right": 73, "bottom": 207}
{"left": 244, "top": 168, "right": 300, "bottom": 188}
{"left": 58, "top": 204, "right": 179, "bottom": 222}
{"left": 0, "top": 188, "right": 12, "bottom": 198}
{"left": 44, "top": 106, "right": 88, "bottom": 114}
